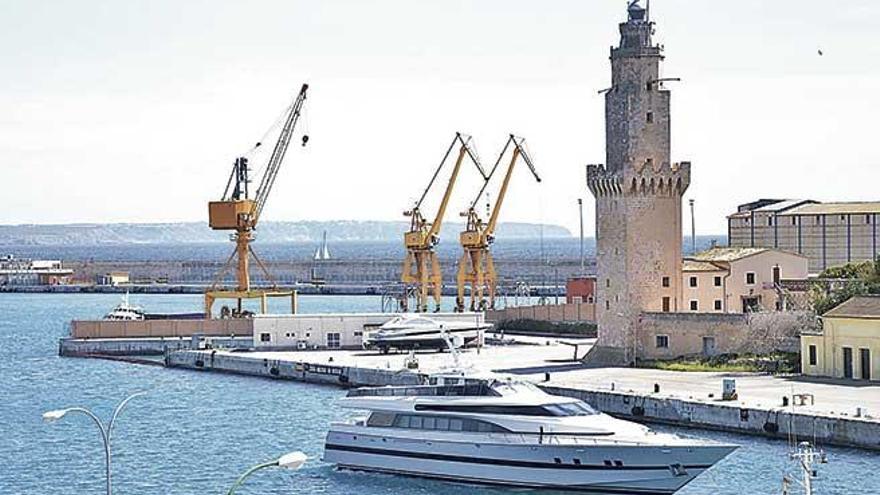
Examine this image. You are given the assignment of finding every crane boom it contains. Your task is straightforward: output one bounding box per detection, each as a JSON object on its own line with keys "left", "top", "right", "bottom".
{"left": 251, "top": 83, "right": 309, "bottom": 223}
{"left": 485, "top": 135, "right": 540, "bottom": 235}
{"left": 426, "top": 133, "right": 485, "bottom": 240}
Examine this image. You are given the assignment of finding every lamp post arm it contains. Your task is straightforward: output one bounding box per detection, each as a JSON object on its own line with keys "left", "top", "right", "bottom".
{"left": 108, "top": 392, "right": 146, "bottom": 442}
{"left": 64, "top": 407, "right": 111, "bottom": 495}
{"left": 226, "top": 460, "right": 278, "bottom": 495}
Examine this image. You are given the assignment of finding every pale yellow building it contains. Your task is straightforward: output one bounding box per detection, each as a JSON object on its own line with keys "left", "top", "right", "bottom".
{"left": 681, "top": 247, "right": 809, "bottom": 314}
{"left": 802, "top": 296, "right": 880, "bottom": 381}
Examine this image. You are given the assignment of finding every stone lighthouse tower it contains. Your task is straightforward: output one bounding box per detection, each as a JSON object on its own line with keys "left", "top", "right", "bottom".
{"left": 587, "top": 1, "right": 690, "bottom": 364}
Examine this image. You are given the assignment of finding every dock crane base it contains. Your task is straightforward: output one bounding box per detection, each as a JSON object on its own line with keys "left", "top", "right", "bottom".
{"left": 204, "top": 289, "right": 298, "bottom": 318}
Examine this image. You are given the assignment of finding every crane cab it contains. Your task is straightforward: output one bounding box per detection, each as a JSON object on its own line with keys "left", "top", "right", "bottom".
{"left": 208, "top": 200, "right": 256, "bottom": 230}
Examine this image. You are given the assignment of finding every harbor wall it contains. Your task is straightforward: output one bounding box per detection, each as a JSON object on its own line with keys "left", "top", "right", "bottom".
{"left": 540, "top": 385, "right": 880, "bottom": 452}
{"left": 59, "top": 336, "right": 253, "bottom": 356}
{"left": 165, "top": 350, "right": 424, "bottom": 387}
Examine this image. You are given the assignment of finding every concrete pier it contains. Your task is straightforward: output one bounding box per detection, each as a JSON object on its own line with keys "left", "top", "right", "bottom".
{"left": 59, "top": 332, "right": 880, "bottom": 451}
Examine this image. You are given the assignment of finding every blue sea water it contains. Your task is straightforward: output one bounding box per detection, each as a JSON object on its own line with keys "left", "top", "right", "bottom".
{"left": 1, "top": 293, "right": 878, "bottom": 494}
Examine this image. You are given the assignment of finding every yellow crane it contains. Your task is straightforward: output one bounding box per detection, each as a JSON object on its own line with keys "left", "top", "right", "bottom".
{"left": 402, "top": 132, "right": 485, "bottom": 313}
{"left": 204, "top": 83, "right": 309, "bottom": 317}
{"left": 456, "top": 134, "right": 541, "bottom": 312}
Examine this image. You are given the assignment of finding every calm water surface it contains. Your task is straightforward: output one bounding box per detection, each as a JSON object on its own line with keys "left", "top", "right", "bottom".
{"left": 1, "top": 293, "right": 877, "bottom": 494}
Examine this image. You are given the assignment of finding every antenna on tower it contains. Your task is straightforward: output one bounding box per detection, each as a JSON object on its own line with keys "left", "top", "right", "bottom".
{"left": 646, "top": 0, "right": 651, "bottom": 21}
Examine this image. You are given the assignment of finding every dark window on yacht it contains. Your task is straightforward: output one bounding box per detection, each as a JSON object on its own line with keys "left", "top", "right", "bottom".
{"left": 554, "top": 457, "right": 562, "bottom": 464}
{"left": 259, "top": 333, "right": 271, "bottom": 342}
{"left": 603, "top": 460, "right": 613, "bottom": 467}
{"left": 614, "top": 460, "right": 624, "bottom": 467}
{"left": 416, "top": 401, "right": 598, "bottom": 417}
{"left": 573, "top": 458, "right": 582, "bottom": 465}
{"left": 366, "top": 412, "right": 395, "bottom": 427}
{"left": 392, "top": 414, "right": 509, "bottom": 433}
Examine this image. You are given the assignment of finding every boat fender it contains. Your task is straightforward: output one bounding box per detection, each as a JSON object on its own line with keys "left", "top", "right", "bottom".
{"left": 631, "top": 405, "right": 645, "bottom": 417}
{"left": 763, "top": 421, "right": 779, "bottom": 433}
{"left": 339, "top": 374, "right": 350, "bottom": 384}
{"left": 269, "top": 367, "right": 280, "bottom": 376}
{"left": 194, "top": 359, "right": 204, "bottom": 368}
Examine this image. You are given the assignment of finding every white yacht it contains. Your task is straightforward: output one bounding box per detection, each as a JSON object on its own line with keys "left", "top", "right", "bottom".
{"left": 324, "top": 378, "right": 736, "bottom": 494}
{"left": 363, "top": 315, "right": 490, "bottom": 353}
{"left": 103, "top": 293, "right": 144, "bottom": 321}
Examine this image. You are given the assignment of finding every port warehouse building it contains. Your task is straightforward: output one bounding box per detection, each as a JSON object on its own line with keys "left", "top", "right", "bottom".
{"left": 728, "top": 199, "right": 880, "bottom": 273}
{"left": 70, "top": 312, "right": 485, "bottom": 350}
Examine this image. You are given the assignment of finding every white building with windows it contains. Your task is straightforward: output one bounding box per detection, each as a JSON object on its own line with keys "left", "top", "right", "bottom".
{"left": 251, "top": 312, "right": 485, "bottom": 350}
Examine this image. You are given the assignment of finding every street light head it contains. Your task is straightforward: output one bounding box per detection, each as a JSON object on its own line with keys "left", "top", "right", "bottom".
{"left": 42, "top": 409, "right": 69, "bottom": 423}
{"left": 276, "top": 451, "right": 307, "bottom": 470}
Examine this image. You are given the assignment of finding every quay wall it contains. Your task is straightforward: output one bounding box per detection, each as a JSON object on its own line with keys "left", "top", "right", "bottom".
{"left": 541, "top": 385, "right": 880, "bottom": 452}
{"left": 59, "top": 336, "right": 253, "bottom": 356}
{"left": 165, "top": 350, "right": 425, "bottom": 387}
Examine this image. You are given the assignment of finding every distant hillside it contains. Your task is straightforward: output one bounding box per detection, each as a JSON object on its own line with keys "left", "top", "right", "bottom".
{"left": 0, "top": 221, "right": 572, "bottom": 246}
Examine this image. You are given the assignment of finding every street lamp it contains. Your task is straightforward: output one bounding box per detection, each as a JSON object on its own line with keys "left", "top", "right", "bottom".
{"left": 226, "top": 451, "right": 308, "bottom": 495}
{"left": 42, "top": 392, "right": 145, "bottom": 495}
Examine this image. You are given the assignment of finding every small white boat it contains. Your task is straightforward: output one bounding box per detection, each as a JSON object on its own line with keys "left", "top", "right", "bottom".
{"left": 103, "top": 293, "right": 144, "bottom": 321}
{"left": 324, "top": 377, "right": 736, "bottom": 493}
{"left": 362, "top": 315, "right": 490, "bottom": 353}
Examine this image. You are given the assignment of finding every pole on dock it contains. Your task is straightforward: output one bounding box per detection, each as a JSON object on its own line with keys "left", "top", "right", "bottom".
{"left": 578, "top": 198, "right": 585, "bottom": 274}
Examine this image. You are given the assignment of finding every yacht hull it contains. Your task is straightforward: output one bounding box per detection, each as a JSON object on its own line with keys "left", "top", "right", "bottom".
{"left": 324, "top": 429, "right": 732, "bottom": 494}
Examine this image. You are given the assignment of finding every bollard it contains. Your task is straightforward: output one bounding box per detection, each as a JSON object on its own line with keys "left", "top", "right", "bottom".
{"left": 544, "top": 372, "right": 551, "bottom": 382}
{"left": 611, "top": 382, "right": 615, "bottom": 391}
{"left": 782, "top": 396, "right": 789, "bottom": 407}
{"left": 653, "top": 383, "right": 660, "bottom": 393}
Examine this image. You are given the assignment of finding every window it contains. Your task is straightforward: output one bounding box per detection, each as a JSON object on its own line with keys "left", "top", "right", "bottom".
{"left": 391, "top": 414, "right": 510, "bottom": 432}
{"left": 662, "top": 276, "right": 670, "bottom": 288}
{"left": 808, "top": 345, "right": 817, "bottom": 366}
{"left": 662, "top": 297, "right": 670, "bottom": 312}
{"left": 792, "top": 217, "right": 797, "bottom": 226}
{"left": 714, "top": 299, "right": 722, "bottom": 311}
{"left": 768, "top": 217, "right": 773, "bottom": 226}
{"left": 260, "top": 333, "right": 271, "bottom": 343}
{"left": 646, "top": 111, "right": 654, "bottom": 123}
{"left": 367, "top": 412, "right": 395, "bottom": 427}
{"left": 646, "top": 81, "right": 652, "bottom": 91}
{"left": 815, "top": 215, "right": 821, "bottom": 225}
{"left": 690, "top": 300, "right": 699, "bottom": 311}
{"left": 605, "top": 300, "right": 610, "bottom": 310}
{"left": 714, "top": 276, "right": 722, "bottom": 287}
{"left": 867, "top": 215, "right": 872, "bottom": 225}
{"left": 746, "top": 272, "right": 756, "bottom": 285}
{"left": 656, "top": 335, "right": 669, "bottom": 348}
{"left": 689, "top": 276, "right": 698, "bottom": 288}
{"left": 606, "top": 278, "right": 610, "bottom": 288}
{"left": 327, "top": 332, "right": 341, "bottom": 349}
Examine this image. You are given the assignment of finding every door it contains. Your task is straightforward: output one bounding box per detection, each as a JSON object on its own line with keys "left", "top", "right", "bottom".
{"left": 843, "top": 347, "right": 854, "bottom": 379}
{"left": 702, "top": 336, "right": 716, "bottom": 357}
{"left": 861, "top": 349, "right": 871, "bottom": 380}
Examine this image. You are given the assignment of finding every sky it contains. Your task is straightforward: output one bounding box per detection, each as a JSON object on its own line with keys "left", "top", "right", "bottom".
{"left": 1, "top": 0, "right": 878, "bottom": 235}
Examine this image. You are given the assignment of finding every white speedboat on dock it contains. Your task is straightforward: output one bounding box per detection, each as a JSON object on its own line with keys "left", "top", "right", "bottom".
{"left": 362, "top": 315, "right": 489, "bottom": 353}
{"left": 324, "top": 378, "right": 736, "bottom": 493}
